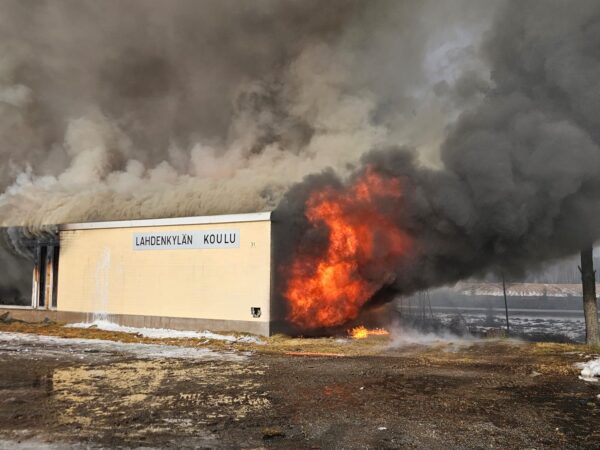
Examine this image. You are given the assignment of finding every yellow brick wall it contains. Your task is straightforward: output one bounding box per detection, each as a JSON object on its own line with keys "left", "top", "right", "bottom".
{"left": 56, "top": 220, "right": 271, "bottom": 323}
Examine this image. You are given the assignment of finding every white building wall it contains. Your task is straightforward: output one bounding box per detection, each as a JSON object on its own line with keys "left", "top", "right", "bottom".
{"left": 56, "top": 214, "right": 271, "bottom": 334}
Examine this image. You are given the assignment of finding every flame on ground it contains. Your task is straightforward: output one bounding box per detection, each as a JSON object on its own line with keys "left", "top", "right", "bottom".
{"left": 349, "top": 325, "right": 390, "bottom": 339}
{"left": 284, "top": 167, "right": 412, "bottom": 330}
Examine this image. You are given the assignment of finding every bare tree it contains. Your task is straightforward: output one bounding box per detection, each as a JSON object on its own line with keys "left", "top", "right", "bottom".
{"left": 579, "top": 247, "right": 600, "bottom": 345}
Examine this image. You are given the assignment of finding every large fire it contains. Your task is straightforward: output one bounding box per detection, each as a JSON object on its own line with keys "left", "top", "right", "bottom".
{"left": 284, "top": 168, "right": 412, "bottom": 330}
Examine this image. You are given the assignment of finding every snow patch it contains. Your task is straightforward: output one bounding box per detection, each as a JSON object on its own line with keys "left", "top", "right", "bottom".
{"left": 576, "top": 358, "right": 600, "bottom": 382}
{"left": 65, "top": 320, "right": 263, "bottom": 344}
{"left": 436, "top": 312, "right": 586, "bottom": 342}
{"left": 0, "top": 332, "right": 246, "bottom": 361}
{"left": 455, "top": 282, "right": 600, "bottom": 298}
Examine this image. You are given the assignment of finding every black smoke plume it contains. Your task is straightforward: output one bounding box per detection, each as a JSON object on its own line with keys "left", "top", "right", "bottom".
{"left": 275, "top": 0, "right": 600, "bottom": 327}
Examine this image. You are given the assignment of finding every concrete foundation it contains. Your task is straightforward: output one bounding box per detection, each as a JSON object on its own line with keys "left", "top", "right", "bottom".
{"left": 0, "top": 307, "right": 270, "bottom": 336}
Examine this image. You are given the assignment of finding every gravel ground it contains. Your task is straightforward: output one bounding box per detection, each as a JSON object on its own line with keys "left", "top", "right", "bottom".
{"left": 0, "top": 329, "right": 599, "bottom": 449}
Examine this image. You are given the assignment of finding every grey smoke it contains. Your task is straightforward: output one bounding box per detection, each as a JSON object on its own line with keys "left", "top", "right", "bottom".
{"left": 0, "top": 0, "right": 492, "bottom": 230}
{"left": 0, "top": 0, "right": 496, "bottom": 300}
{"left": 5, "top": 0, "right": 594, "bottom": 318}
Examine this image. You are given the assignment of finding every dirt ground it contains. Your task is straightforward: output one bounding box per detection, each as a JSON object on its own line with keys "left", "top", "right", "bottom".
{"left": 0, "top": 323, "right": 599, "bottom": 449}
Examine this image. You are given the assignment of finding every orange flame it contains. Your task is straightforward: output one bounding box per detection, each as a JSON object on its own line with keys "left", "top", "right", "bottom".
{"left": 284, "top": 168, "right": 412, "bottom": 330}
{"left": 349, "top": 325, "right": 390, "bottom": 339}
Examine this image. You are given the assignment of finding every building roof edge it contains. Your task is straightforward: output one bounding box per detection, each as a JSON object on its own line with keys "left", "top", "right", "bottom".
{"left": 59, "top": 211, "right": 272, "bottom": 231}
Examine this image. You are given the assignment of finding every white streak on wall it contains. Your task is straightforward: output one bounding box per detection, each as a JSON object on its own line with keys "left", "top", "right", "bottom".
{"left": 93, "top": 247, "right": 111, "bottom": 321}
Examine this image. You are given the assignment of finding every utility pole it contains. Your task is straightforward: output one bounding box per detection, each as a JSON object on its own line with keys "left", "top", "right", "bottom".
{"left": 579, "top": 247, "right": 600, "bottom": 345}
{"left": 502, "top": 273, "right": 510, "bottom": 334}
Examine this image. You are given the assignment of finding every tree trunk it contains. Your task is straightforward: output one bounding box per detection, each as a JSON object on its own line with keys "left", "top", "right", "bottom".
{"left": 502, "top": 273, "right": 510, "bottom": 334}
{"left": 579, "top": 247, "right": 600, "bottom": 345}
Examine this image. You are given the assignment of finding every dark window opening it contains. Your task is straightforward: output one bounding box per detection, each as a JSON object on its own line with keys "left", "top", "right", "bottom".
{"left": 37, "top": 246, "right": 47, "bottom": 308}
{"left": 51, "top": 246, "right": 59, "bottom": 308}
{"left": 251, "top": 307, "right": 261, "bottom": 318}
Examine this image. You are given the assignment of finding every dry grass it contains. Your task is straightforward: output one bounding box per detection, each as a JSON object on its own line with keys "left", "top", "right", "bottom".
{"left": 253, "top": 333, "right": 389, "bottom": 356}
{"left": 0, "top": 321, "right": 595, "bottom": 373}
{"left": 0, "top": 321, "right": 387, "bottom": 355}
{"left": 0, "top": 321, "right": 393, "bottom": 357}
{"left": 532, "top": 341, "right": 600, "bottom": 355}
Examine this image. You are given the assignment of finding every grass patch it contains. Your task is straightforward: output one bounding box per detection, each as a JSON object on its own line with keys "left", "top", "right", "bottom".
{"left": 0, "top": 321, "right": 393, "bottom": 356}
{"left": 0, "top": 321, "right": 595, "bottom": 372}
